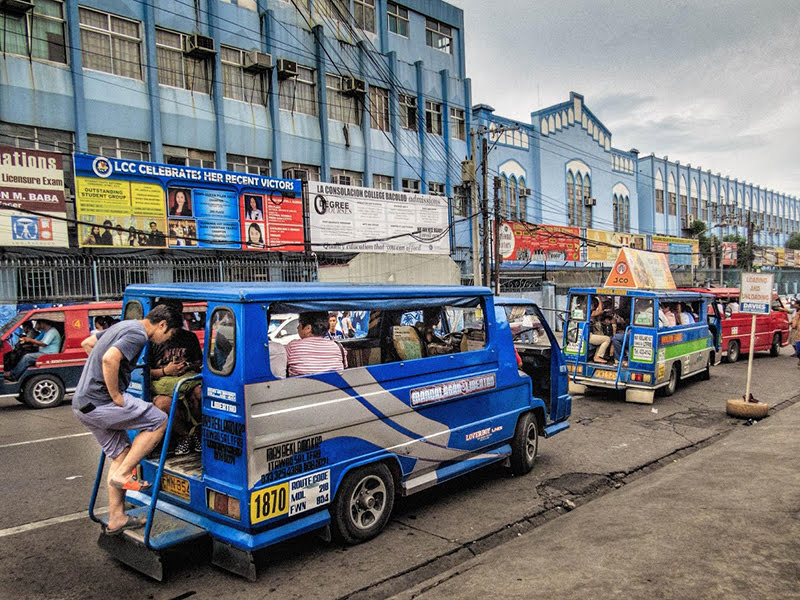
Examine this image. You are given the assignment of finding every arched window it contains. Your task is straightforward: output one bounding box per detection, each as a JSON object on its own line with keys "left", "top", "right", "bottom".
{"left": 518, "top": 177, "right": 527, "bottom": 222}
{"left": 499, "top": 176, "right": 508, "bottom": 220}
{"left": 575, "top": 172, "right": 585, "bottom": 228}
{"left": 623, "top": 196, "right": 630, "bottom": 232}
{"left": 583, "top": 174, "right": 592, "bottom": 228}
{"left": 711, "top": 182, "right": 718, "bottom": 220}
{"left": 655, "top": 170, "right": 664, "bottom": 214}
{"left": 679, "top": 175, "right": 688, "bottom": 219}
{"left": 668, "top": 173, "right": 677, "bottom": 216}
{"left": 541, "top": 118, "right": 549, "bottom": 135}
{"left": 613, "top": 194, "right": 619, "bottom": 230}
{"left": 701, "top": 181, "right": 709, "bottom": 222}
{"left": 508, "top": 177, "right": 518, "bottom": 220}
{"left": 555, "top": 113, "right": 562, "bottom": 129}
{"left": 690, "top": 179, "right": 698, "bottom": 219}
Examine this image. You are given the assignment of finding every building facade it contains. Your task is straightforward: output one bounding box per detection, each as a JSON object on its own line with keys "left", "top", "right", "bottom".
{"left": 1, "top": 0, "right": 470, "bottom": 241}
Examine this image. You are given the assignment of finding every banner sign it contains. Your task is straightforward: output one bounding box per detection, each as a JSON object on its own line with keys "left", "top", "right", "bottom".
{"left": 585, "top": 229, "right": 646, "bottom": 264}
{"left": 650, "top": 235, "right": 698, "bottom": 267}
{"left": 762, "top": 247, "right": 778, "bottom": 267}
{"left": 722, "top": 242, "right": 737, "bottom": 266}
{"left": 498, "top": 222, "right": 581, "bottom": 263}
{"left": 740, "top": 272, "right": 774, "bottom": 314}
{"left": 785, "top": 249, "right": 796, "bottom": 268}
{"left": 73, "top": 153, "right": 303, "bottom": 250}
{"left": 308, "top": 181, "right": 449, "bottom": 254}
{"left": 604, "top": 248, "right": 676, "bottom": 290}
{"left": 0, "top": 145, "right": 69, "bottom": 247}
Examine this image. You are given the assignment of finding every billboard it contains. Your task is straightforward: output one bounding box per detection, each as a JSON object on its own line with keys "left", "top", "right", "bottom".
{"left": 650, "top": 235, "right": 699, "bottom": 266}
{"left": 585, "top": 229, "right": 646, "bottom": 264}
{"left": 722, "top": 242, "right": 738, "bottom": 266}
{"left": 603, "top": 248, "right": 676, "bottom": 290}
{"left": 73, "top": 153, "right": 303, "bottom": 250}
{"left": 498, "top": 222, "right": 582, "bottom": 264}
{"left": 308, "top": 181, "right": 450, "bottom": 254}
{"left": 0, "top": 145, "right": 69, "bottom": 247}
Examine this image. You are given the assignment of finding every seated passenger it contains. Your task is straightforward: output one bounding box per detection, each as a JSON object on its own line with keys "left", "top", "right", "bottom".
{"left": 661, "top": 304, "right": 677, "bottom": 327}
{"left": 323, "top": 312, "right": 344, "bottom": 340}
{"left": 286, "top": 311, "right": 347, "bottom": 376}
{"left": 4, "top": 320, "right": 38, "bottom": 372}
{"left": 589, "top": 312, "right": 611, "bottom": 364}
{"left": 149, "top": 301, "right": 203, "bottom": 455}
{"left": 612, "top": 309, "right": 630, "bottom": 363}
{"left": 6, "top": 319, "right": 61, "bottom": 382}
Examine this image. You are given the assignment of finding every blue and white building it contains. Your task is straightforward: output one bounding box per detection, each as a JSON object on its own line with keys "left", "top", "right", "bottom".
{"left": 1, "top": 0, "right": 470, "bottom": 226}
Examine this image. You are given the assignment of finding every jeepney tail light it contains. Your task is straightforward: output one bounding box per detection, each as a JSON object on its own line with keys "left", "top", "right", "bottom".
{"left": 207, "top": 489, "right": 241, "bottom": 520}
{"left": 631, "top": 373, "right": 643, "bottom": 382}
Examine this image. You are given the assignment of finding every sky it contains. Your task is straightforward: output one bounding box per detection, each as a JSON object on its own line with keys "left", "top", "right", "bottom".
{"left": 449, "top": 0, "right": 800, "bottom": 196}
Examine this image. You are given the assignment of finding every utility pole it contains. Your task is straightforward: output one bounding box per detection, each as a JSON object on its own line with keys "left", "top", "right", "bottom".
{"left": 463, "top": 140, "right": 480, "bottom": 286}
{"left": 746, "top": 212, "right": 755, "bottom": 271}
{"left": 481, "top": 135, "right": 490, "bottom": 288}
{"left": 493, "top": 176, "right": 501, "bottom": 294}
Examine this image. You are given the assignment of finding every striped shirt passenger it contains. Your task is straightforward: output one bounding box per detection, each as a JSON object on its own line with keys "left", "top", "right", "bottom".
{"left": 285, "top": 311, "right": 347, "bottom": 377}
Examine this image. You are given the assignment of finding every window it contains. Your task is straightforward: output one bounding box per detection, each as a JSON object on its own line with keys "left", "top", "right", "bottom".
{"left": 354, "top": 0, "right": 375, "bottom": 33}
{"left": 387, "top": 2, "right": 409, "bottom": 37}
{"left": 399, "top": 93, "right": 417, "bottom": 130}
{"left": 633, "top": 298, "right": 654, "bottom": 327}
{"left": 326, "top": 74, "right": 360, "bottom": 125}
{"left": 282, "top": 162, "right": 320, "bottom": 182}
{"left": 209, "top": 308, "right": 235, "bottom": 375}
{"left": 221, "top": 46, "right": 265, "bottom": 104}
{"left": 613, "top": 194, "right": 630, "bottom": 233}
{"left": 428, "top": 182, "right": 445, "bottom": 196}
{"left": 88, "top": 135, "right": 149, "bottom": 160}
{"left": 450, "top": 108, "right": 466, "bottom": 141}
{"left": 79, "top": 8, "right": 141, "bottom": 79}
{"left": 518, "top": 179, "right": 528, "bottom": 221}
{"left": 566, "top": 169, "right": 590, "bottom": 228}
{"left": 402, "top": 178, "right": 420, "bottom": 193}
{"left": 425, "top": 101, "right": 442, "bottom": 135}
{"left": 373, "top": 174, "right": 393, "bottom": 190}
{"left": 370, "top": 86, "right": 390, "bottom": 131}
{"left": 425, "top": 18, "right": 452, "bottom": 54}
{"left": 680, "top": 194, "right": 688, "bottom": 219}
{"left": 499, "top": 179, "right": 508, "bottom": 219}
{"left": 155, "top": 28, "right": 210, "bottom": 94}
{"left": 655, "top": 189, "right": 665, "bottom": 214}
{"left": 279, "top": 65, "right": 317, "bottom": 115}
{"left": 123, "top": 300, "right": 144, "bottom": 321}
{"left": 0, "top": 0, "right": 67, "bottom": 64}
{"left": 227, "top": 154, "right": 270, "bottom": 175}
{"left": 668, "top": 191, "right": 677, "bottom": 216}
{"left": 316, "top": 0, "right": 348, "bottom": 21}
{"left": 163, "top": 146, "right": 215, "bottom": 168}
{"left": 330, "top": 168, "right": 363, "bottom": 187}
{"left": 0, "top": 123, "right": 72, "bottom": 154}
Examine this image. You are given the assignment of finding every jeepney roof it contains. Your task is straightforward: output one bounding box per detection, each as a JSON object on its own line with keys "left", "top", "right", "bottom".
{"left": 568, "top": 288, "right": 713, "bottom": 301}
{"left": 494, "top": 296, "right": 541, "bottom": 307}
{"left": 125, "top": 282, "right": 493, "bottom": 303}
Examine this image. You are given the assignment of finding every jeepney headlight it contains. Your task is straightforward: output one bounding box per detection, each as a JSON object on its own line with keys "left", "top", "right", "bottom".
{"left": 207, "top": 489, "right": 241, "bottom": 520}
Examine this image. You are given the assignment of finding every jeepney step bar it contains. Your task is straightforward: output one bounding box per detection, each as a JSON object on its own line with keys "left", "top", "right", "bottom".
{"left": 96, "top": 505, "right": 207, "bottom": 581}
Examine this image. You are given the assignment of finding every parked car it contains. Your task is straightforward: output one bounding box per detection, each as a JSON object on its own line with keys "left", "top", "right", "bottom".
{"left": 682, "top": 288, "right": 790, "bottom": 361}
{"left": 0, "top": 302, "right": 121, "bottom": 408}
{"left": 268, "top": 313, "right": 300, "bottom": 345}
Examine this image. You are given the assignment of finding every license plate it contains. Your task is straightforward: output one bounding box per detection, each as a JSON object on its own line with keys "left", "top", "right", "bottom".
{"left": 161, "top": 473, "right": 190, "bottom": 501}
{"left": 594, "top": 369, "right": 617, "bottom": 381}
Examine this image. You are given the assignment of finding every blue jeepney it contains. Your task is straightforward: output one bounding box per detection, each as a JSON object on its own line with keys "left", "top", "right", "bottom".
{"left": 90, "top": 283, "right": 571, "bottom": 580}
{"left": 563, "top": 287, "right": 721, "bottom": 404}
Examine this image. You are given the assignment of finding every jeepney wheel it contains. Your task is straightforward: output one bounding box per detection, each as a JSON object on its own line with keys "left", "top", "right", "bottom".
{"left": 726, "top": 340, "right": 740, "bottom": 363}
{"left": 23, "top": 374, "right": 65, "bottom": 409}
{"left": 510, "top": 411, "right": 539, "bottom": 476}
{"left": 332, "top": 463, "right": 395, "bottom": 544}
{"left": 701, "top": 356, "right": 711, "bottom": 381}
{"left": 769, "top": 333, "right": 780, "bottom": 357}
{"left": 663, "top": 364, "right": 679, "bottom": 397}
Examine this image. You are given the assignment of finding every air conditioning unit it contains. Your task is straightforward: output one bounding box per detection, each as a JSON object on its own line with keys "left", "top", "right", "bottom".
{"left": 520, "top": 187, "right": 532, "bottom": 197}
{"left": 342, "top": 76, "right": 367, "bottom": 96}
{"left": 583, "top": 197, "right": 596, "bottom": 207}
{"left": 244, "top": 50, "right": 271, "bottom": 73}
{"left": 332, "top": 175, "right": 352, "bottom": 186}
{"left": 276, "top": 59, "right": 298, "bottom": 79}
{"left": 283, "top": 168, "right": 308, "bottom": 182}
{"left": 185, "top": 33, "right": 216, "bottom": 58}
{"left": 0, "top": 0, "right": 34, "bottom": 14}
{"left": 681, "top": 214, "right": 694, "bottom": 230}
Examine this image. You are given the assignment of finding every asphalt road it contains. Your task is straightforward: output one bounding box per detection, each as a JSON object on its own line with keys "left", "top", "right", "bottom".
{"left": 0, "top": 347, "right": 797, "bottom": 600}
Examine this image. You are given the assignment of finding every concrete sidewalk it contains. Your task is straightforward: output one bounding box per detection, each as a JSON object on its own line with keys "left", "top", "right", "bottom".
{"left": 392, "top": 403, "right": 800, "bottom": 600}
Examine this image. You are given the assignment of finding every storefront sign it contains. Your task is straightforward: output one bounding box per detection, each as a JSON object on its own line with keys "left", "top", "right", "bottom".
{"left": 651, "top": 235, "right": 699, "bottom": 267}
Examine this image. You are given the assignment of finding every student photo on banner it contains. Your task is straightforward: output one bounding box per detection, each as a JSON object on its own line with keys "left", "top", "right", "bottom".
{"left": 81, "top": 218, "right": 119, "bottom": 247}
{"left": 246, "top": 222, "right": 265, "bottom": 249}
{"left": 244, "top": 194, "right": 263, "bottom": 220}
{"left": 169, "top": 219, "right": 197, "bottom": 247}
{"left": 168, "top": 188, "right": 193, "bottom": 217}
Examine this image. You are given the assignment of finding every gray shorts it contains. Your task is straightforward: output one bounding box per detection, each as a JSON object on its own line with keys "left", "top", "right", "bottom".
{"left": 74, "top": 393, "right": 167, "bottom": 459}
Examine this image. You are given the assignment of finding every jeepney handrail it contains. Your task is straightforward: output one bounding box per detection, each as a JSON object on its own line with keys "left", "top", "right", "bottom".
{"left": 614, "top": 326, "right": 632, "bottom": 390}
{"left": 143, "top": 373, "right": 202, "bottom": 550}
{"left": 88, "top": 450, "right": 106, "bottom": 524}
{"left": 569, "top": 321, "right": 589, "bottom": 383}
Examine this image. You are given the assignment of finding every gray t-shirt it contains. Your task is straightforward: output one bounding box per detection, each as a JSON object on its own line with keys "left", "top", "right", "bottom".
{"left": 72, "top": 320, "right": 148, "bottom": 409}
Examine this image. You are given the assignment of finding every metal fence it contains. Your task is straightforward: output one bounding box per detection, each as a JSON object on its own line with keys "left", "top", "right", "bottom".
{"left": 1, "top": 255, "right": 319, "bottom": 304}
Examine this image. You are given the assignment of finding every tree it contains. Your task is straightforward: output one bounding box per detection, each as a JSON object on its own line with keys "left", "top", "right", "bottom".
{"left": 786, "top": 232, "right": 800, "bottom": 250}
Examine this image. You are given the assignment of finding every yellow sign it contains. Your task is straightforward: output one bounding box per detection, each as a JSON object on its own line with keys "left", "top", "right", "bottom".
{"left": 586, "top": 230, "right": 646, "bottom": 263}
{"left": 604, "top": 248, "right": 676, "bottom": 290}
{"left": 250, "top": 482, "right": 289, "bottom": 524}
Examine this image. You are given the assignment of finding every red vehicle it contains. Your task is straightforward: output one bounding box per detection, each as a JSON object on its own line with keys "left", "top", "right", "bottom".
{"left": 1, "top": 301, "right": 206, "bottom": 408}
{"left": 682, "top": 288, "right": 789, "bottom": 362}
{"left": 0, "top": 302, "right": 122, "bottom": 408}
